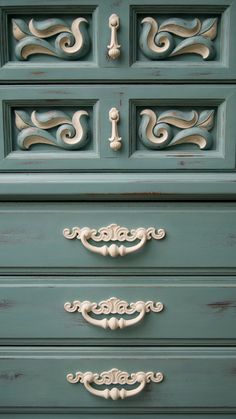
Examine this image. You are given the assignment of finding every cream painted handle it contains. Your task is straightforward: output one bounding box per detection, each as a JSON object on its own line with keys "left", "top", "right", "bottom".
{"left": 109, "top": 107, "right": 122, "bottom": 150}
{"left": 107, "top": 14, "right": 121, "bottom": 59}
{"left": 64, "top": 298, "right": 164, "bottom": 330}
{"left": 63, "top": 223, "right": 166, "bottom": 258}
{"left": 67, "top": 368, "right": 164, "bottom": 400}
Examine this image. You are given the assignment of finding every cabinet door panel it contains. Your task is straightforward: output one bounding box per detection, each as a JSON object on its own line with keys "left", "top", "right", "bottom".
{"left": 0, "top": 85, "right": 235, "bottom": 172}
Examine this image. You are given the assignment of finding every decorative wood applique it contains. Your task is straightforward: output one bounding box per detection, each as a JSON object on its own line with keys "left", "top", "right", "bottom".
{"left": 63, "top": 223, "right": 166, "bottom": 257}
{"left": 139, "top": 17, "right": 218, "bottom": 60}
{"left": 67, "top": 368, "right": 164, "bottom": 400}
{"left": 12, "top": 17, "right": 90, "bottom": 60}
{"left": 64, "top": 297, "right": 164, "bottom": 330}
{"left": 15, "top": 110, "right": 89, "bottom": 150}
{"left": 107, "top": 14, "right": 121, "bottom": 59}
{"left": 138, "top": 109, "right": 214, "bottom": 150}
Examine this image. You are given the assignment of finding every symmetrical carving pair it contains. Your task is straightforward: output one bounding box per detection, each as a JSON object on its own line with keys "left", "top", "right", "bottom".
{"left": 12, "top": 15, "right": 218, "bottom": 61}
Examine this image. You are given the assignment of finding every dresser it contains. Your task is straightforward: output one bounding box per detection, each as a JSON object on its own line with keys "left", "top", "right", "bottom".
{"left": 0, "top": 0, "right": 236, "bottom": 418}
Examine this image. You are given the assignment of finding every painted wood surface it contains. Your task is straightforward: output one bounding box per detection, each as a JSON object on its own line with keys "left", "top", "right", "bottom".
{"left": 0, "top": 277, "right": 235, "bottom": 345}
{"left": 0, "top": 0, "right": 235, "bottom": 81}
{"left": 0, "top": 202, "right": 235, "bottom": 274}
{"left": 0, "top": 173, "right": 236, "bottom": 200}
{"left": 0, "top": 347, "right": 236, "bottom": 411}
{"left": 0, "top": 85, "right": 235, "bottom": 172}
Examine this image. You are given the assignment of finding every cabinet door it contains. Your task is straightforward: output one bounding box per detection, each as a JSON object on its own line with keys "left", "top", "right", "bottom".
{"left": 0, "top": 0, "right": 235, "bottom": 81}
{"left": 0, "top": 84, "right": 235, "bottom": 172}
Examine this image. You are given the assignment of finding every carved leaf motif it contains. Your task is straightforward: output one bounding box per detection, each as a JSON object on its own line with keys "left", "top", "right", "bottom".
{"left": 15, "top": 109, "right": 89, "bottom": 150}
{"left": 13, "top": 17, "right": 90, "bottom": 60}
{"left": 159, "top": 18, "right": 201, "bottom": 37}
{"left": 140, "top": 16, "right": 218, "bottom": 60}
{"left": 139, "top": 108, "right": 214, "bottom": 150}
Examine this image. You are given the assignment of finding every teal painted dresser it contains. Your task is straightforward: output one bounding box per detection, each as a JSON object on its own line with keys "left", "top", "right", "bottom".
{"left": 0, "top": 0, "right": 236, "bottom": 418}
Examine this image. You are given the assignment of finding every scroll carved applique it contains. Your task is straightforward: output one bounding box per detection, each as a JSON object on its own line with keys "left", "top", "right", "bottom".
{"left": 64, "top": 297, "right": 164, "bottom": 330}
{"left": 15, "top": 110, "right": 89, "bottom": 150}
{"left": 139, "top": 17, "right": 218, "bottom": 60}
{"left": 67, "top": 368, "right": 164, "bottom": 400}
{"left": 12, "top": 17, "right": 90, "bottom": 60}
{"left": 138, "top": 109, "right": 214, "bottom": 150}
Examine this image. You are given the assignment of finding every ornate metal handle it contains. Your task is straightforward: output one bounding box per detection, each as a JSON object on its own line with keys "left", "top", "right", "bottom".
{"left": 67, "top": 368, "right": 164, "bottom": 400}
{"left": 63, "top": 223, "right": 166, "bottom": 258}
{"left": 109, "top": 107, "right": 122, "bottom": 150}
{"left": 107, "top": 14, "right": 121, "bottom": 59}
{"left": 64, "top": 297, "right": 164, "bottom": 330}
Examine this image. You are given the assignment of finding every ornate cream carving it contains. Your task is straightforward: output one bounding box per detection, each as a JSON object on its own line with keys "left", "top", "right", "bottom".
{"left": 139, "top": 108, "right": 214, "bottom": 150}
{"left": 139, "top": 17, "right": 218, "bottom": 60}
{"left": 63, "top": 223, "right": 166, "bottom": 257}
{"left": 107, "top": 14, "right": 121, "bottom": 59}
{"left": 108, "top": 107, "right": 122, "bottom": 150}
{"left": 12, "top": 17, "right": 90, "bottom": 60}
{"left": 67, "top": 368, "right": 164, "bottom": 400}
{"left": 15, "top": 109, "right": 89, "bottom": 150}
{"left": 64, "top": 297, "right": 164, "bottom": 330}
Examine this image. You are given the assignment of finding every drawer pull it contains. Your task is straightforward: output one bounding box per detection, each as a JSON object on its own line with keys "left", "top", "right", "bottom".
{"left": 64, "top": 297, "right": 164, "bottom": 330}
{"left": 63, "top": 223, "right": 166, "bottom": 257}
{"left": 109, "top": 107, "right": 122, "bottom": 150}
{"left": 67, "top": 368, "right": 164, "bottom": 400}
{"left": 107, "top": 14, "right": 121, "bottom": 59}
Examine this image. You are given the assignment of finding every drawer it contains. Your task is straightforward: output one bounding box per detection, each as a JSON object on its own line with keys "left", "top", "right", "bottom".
{"left": 0, "top": 347, "right": 236, "bottom": 411}
{"left": 0, "top": 202, "right": 236, "bottom": 274}
{"left": 1, "top": 277, "right": 236, "bottom": 345}
{"left": 0, "top": 85, "right": 235, "bottom": 172}
{"left": 0, "top": 0, "right": 235, "bottom": 82}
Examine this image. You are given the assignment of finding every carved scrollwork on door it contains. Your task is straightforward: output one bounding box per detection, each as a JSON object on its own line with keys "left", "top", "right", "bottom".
{"left": 67, "top": 368, "right": 164, "bottom": 400}
{"left": 12, "top": 17, "right": 90, "bottom": 60}
{"left": 63, "top": 223, "right": 166, "bottom": 257}
{"left": 15, "top": 109, "right": 89, "bottom": 150}
{"left": 64, "top": 297, "right": 164, "bottom": 330}
{"left": 139, "top": 17, "right": 218, "bottom": 60}
{"left": 138, "top": 109, "right": 214, "bottom": 150}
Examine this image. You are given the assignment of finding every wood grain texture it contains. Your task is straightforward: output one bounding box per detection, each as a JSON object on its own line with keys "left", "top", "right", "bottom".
{"left": 0, "top": 347, "right": 236, "bottom": 411}
{"left": 0, "top": 277, "right": 235, "bottom": 344}
{"left": 0, "top": 202, "right": 235, "bottom": 274}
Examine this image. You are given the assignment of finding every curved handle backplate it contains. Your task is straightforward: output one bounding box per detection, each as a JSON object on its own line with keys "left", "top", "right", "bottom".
{"left": 67, "top": 368, "right": 164, "bottom": 400}
{"left": 63, "top": 223, "right": 166, "bottom": 257}
{"left": 107, "top": 14, "right": 121, "bottom": 59}
{"left": 64, "top": 297, "right": 164, "bottom": 330}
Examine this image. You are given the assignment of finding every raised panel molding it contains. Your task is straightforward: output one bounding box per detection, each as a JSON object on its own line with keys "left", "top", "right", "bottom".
{"left": 138, "top": 109, "right": 214, "bottom": 150}
{"left": 139, "top": 17, "right": 218, "bottom": 61}
{"left": 12, "top": 17, "right": 90, "bottom": 60}
{"left": 15, "top": 109, "right": 90, "bottom": 150}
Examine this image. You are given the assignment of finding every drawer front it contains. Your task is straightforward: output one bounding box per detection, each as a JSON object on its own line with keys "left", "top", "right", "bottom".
{"left": 0, "top": 84, "right": 235, "bottom": 172}
{"left": 0, "top": 347, "right": 235, "bottom": 411}
{"left": 0, "top": 277, "right": 235, "bottom": 344}
{"left": 0, "top": 0, "right": 235, "bottom": 82}
{"left": 0, "top": 202, "right": 235, "bottom": 274}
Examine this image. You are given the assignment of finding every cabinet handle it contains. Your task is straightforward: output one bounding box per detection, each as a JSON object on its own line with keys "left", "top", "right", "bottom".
{"left": 64, "top": 297, "right": 164, "bottom": 330}
{"left": 67, "top": 368, "right": 164, "bottom": 400}
{"left": 63, "top": 223, "right": 166, "bottom": 257}
{"left": 107, "top": 14, "right": 121, "bottom": 59}
{"left": 109, "top": 107, "right": 122, "bottom": 150}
